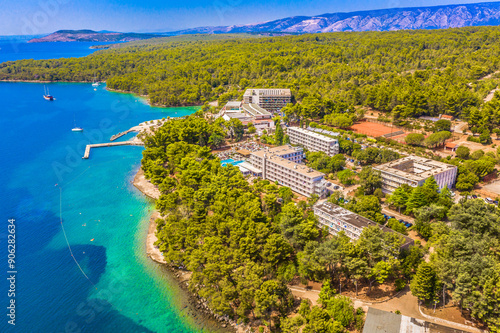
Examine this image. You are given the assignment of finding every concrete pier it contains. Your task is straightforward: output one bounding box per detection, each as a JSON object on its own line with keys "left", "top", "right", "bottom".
{"left": 82, "top": 140, "right": 144, "bottom": 159}
{"left": 110, "top": 129, "right": 134, "bottom": 141}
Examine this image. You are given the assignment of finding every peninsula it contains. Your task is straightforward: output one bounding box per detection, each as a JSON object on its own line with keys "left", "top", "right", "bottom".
{"left": 28, "top": 30, "right": 161, "bottom": 43}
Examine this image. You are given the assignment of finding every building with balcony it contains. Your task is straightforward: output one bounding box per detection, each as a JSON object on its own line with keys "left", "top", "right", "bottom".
{"left": 286, "top": 127, "right": 340, "bottom": 157}
{"left": 248, "top": 145, "right": 328, "bottom": 197}
{"left": 242, "top": 89, "right": 291, "bottom": 113}
{"left": 313, "top": 201, "right": 414, "bottom": 249}
{"left": 373, "top": 156, "right": 457, "bottom": 193}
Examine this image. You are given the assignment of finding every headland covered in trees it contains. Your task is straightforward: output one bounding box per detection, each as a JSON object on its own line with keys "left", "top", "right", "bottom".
{"left": 8, "top": 27, "right": 500, "bottom": 332}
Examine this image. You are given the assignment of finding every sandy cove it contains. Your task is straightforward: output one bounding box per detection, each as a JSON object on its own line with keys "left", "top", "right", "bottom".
{"left": 132, "top": 168, "right": 165, "bottom": 263}
{"left": 133, "top": 167, "right": 242, "bottom": 332}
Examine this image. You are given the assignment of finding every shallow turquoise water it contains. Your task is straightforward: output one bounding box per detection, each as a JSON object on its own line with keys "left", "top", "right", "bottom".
{"left": 0, "top": 82, "right": 208, "bottom": 332}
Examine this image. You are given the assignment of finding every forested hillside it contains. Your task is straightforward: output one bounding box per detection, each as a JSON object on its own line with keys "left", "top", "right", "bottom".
{"left": 2, "top": 27, "right": 500, "bottom": 125}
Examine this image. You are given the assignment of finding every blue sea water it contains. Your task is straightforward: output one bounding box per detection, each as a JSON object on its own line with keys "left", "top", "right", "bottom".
{"left": 0, "top": 43, "right": 213, "bottom": 333}
{"left": 0, "top": 40, "right": 117, "bottom": 62}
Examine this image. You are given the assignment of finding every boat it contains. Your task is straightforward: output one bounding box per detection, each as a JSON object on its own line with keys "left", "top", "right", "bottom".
{"left": 72, "top": 116, "right": 83, "bottom": 132}
{"left": 92, "top": 73, "right": 100, "bottom": 87}
{"left": 43, "top": 86, "right": 54, "bottom": 101}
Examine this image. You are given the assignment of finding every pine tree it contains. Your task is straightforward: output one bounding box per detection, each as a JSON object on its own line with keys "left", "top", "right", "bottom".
{"left": 388, "top": 186, "right": 410, "bottom": 213}
{"left": 405, "top": 186, "right": 428, "bottom": 214}
{"left": 275, "top": 122, "right": 284, "bottom": 145}
{"left": 422, "top": 176, "right": 440, "bottom": 203}
{"left": 423, "top": 176, "right": 439, "bottom": 194}
{"left": 410, "top": 262, "right": 440, "bottom": 302}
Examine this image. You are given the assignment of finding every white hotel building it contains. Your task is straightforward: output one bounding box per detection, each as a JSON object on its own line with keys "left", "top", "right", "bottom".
{"left": 287, "top": 127, "right": 340, "bottom": 157}
{"left": 373, "top": 156, "right": 458, "bottom": 193}
{"left": 246, "top": 145, "right": 329, "bottom": 197}
{"left": 242, "top": 89, "right": 292, "bottom": 114}
{"left": 314, "top": 201, "right": 414, "bottom": 249}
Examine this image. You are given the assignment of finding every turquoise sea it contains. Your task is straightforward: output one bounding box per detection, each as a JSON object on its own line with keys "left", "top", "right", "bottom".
{"left": 0, "top": 42, "right": 211, "bottom": 332}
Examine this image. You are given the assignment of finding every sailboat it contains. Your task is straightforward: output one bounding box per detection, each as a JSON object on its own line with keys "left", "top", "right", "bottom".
{"left": 72, "top": 116, "right": 83, "bottom": 132}
{"left": 92, "top": 73, "right": 100, "bottom": 87}
{"left": 43, "top": 86, "right": 54, "bottom": 101}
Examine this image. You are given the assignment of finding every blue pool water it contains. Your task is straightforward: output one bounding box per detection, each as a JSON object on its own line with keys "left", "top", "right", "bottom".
{"left": 220, "top": 159, "right": 244, "bottom": 167}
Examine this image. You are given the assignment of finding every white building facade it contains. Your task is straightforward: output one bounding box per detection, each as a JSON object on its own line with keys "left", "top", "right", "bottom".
{"left": 248, "top": 146, "right": 328, "bottom": 197}
{"left": 313, "top": 201, "right": 414, "bottom": 249}
{"left": 242, "top": 89, "right": 291, "bottom": 113}
{"left": 287, "top": 127, "right": 340, "bottom": 157}
{"left": 373, "top": 156, "right": 458, "bottom": 193}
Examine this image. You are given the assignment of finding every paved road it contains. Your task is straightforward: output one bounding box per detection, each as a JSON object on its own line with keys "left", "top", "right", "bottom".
{"left": 381, "top": 206, "right": 414, "bottom": 223}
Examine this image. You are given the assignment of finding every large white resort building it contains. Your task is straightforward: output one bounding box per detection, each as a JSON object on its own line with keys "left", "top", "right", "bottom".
{"left": 314, "top": 201, "right": 414, "bottom": 249}
{"left": 220, "top": 102, "right": 275, "bottom": 130}
{"left": 287, "top": 127, "right": 340, "bottom": 157}
{"left": 242, "top": 88, "right": 291, "bottom": 113}
{"left": 237, "top": 145, "right": 330, "bottom": 198}
{"left": 373, "top": 156, "right": 458, "bottom": 193}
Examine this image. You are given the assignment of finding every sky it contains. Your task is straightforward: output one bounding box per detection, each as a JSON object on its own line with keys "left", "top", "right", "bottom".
{"left": 0, "top": 0, "right": 498, "bottom": 36}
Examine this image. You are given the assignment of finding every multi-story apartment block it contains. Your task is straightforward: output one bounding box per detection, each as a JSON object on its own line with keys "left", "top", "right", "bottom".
{"left": 242, "top": 89, "right": 292, "bottom": 113}
{"left": 287, "top": 127, "right": 340, "bottom": 157}
{"left": 373, "top": 156, "right": 458, "bottom": 193}
{"left": 313, "top": 201, "right": 414, "bottom": 249}
{"left": 247, "top": 146, "right": 328, "bottom": 197}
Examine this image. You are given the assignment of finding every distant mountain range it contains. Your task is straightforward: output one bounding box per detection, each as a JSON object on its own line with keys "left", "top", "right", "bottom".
{"left": 28, "top": 30, "right": 161, "bottom": 43}
{"left": 28, "top": 2, "right": 500, "bottom": 43}
{"left": 172, "top": 1, "right": 500, "bottom": 34}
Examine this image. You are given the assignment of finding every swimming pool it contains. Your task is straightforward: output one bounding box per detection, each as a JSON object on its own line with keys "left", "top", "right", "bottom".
{"left": 220, "top": 159, "right": 245, "bottom": 167}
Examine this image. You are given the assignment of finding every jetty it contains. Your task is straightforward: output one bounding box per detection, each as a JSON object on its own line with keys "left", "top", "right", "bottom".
{"left": 110, "top": 129, "right": 134, "bottom": 141}
{"left": 109, "top": 119, "right": 166, "bottom": 142}
{"left": 83, "top": 140, "right": 144, "bottom": 159}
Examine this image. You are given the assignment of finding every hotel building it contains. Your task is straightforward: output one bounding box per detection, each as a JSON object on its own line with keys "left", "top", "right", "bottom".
{"left": 247, "top": 145, "right": 328, "bottom": 197}
{"left": 242, "top": 89, "right": 292, "bottom": 113}
{"left": 313, "top": 201, "right": 414, "bottom": 249}
{"left": 287, "top": 127, "right": 340, "bottom": 157}
{"left": 220, "top": 102, "right": 275, "bottom": 130}
{"left": 373, "top": 156, "right": 458, "bottom": 193}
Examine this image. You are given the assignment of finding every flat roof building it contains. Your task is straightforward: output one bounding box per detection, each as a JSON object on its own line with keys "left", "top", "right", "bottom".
{"left": 241, "top": 103, "right": 272, "bottom": 119}
{"left": 287, "top": 127, "right": 340, "bottom": 157}
{"left": 313, "top": 201, "right": 414, "bottom": 249}
{"left": 242, "top": 89, "right": 291, "bottom": 114}
{"left": 219, "top": 103, "right": 274, "bottom": 130}
{"left": 222, "top": 101, "right": 241, "bottom": 112}
{"left": 363, "top": 308, "right": 468, "bottom": 333}
{"left": 248, "top": 145, "right": 327, "bottom": 197}
{"left": 373, "top": 156, "right": 457, "bottom": 193}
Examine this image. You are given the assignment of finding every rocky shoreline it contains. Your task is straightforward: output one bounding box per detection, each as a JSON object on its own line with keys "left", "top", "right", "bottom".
{"left": 133, "top": 168, "right": 246, "bottom": 332}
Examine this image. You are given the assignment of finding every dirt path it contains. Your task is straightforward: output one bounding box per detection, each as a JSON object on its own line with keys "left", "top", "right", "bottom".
{"left": 484, "top": 87, "right": 498, "bottom": 102}
{"left": 291, "top": 284, "right": 482, "bottom": 333}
